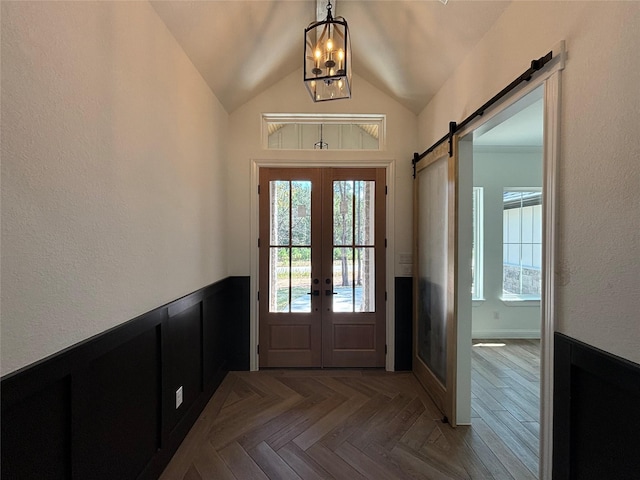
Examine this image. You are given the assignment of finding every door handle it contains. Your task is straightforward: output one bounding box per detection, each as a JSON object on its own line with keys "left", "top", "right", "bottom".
{"left": 307, "top": 290, "right": 320, "bottom": 296}
{"left": 325, "top": 290, "right": 337, "bottom": 296}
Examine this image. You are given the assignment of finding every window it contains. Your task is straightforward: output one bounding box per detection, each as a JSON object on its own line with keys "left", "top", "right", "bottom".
{"left": 262, "top": 114, "right": 385, "bottom": 151}
{"left": 502, "top": 189, "right": 542, "bottom": 300}
{"left": 472, "top": 187, "right": 484, "bottom": 300}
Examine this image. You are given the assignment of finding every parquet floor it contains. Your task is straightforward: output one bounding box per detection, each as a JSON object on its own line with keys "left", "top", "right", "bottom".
{"left": 160, "top": 340, "right": 540, "bottom": 479}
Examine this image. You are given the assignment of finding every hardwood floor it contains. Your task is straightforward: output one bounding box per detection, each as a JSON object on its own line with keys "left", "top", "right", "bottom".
{"left": 471, "top": 339, "right": 540, "bottom": 479}
{"left": 160, "top": 340, "right": 540, "bottom": 480}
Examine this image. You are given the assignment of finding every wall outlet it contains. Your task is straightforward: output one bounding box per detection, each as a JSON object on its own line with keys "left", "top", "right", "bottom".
{"left": 175, "top": 386, "right": 183, "bottom": 409}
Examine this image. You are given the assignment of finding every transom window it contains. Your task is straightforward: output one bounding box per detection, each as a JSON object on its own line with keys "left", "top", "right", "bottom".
{"left": 262, "top": 114, "right": 385, "bottom": 151}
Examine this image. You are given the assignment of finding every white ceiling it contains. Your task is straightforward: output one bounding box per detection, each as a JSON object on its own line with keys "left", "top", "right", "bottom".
{"left": 150, "top": 0, "right": 511, "bottom": 114}
{"left": 474, "top": 86, "right": 544, "bottom": 147}
{"left": 474, "top": 98, "right": 543, "bottom": 147}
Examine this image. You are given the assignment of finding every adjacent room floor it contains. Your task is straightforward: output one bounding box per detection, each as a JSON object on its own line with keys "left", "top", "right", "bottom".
{"left": 160, "top": 340, "right": 540, "bottom": 479}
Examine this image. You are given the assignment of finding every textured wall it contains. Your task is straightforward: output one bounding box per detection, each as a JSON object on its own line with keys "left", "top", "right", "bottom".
{"left": 418, "top": 1, "right": 640, "bottom": 363}
{"left": 1, "top": 2, "right": 229, "bottom": 375}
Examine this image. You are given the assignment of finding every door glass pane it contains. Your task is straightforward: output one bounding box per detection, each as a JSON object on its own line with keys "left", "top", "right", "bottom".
{"left": 269, "top": 247, "right": 290, "bottom": 312}
{"left": 417, "top": 158, "right": 448, "bottom": 386}
{"left": 332, "top": 180, "right": 376, "bottom": 313}
{"left": 334, "top": 181, "right": 353, "bottom": 245}
{"left": 270, "top": 181, "right": 290, "bottom": 246}
{"left": 333, "top": 247, "right": 353, "bottom": 312}
{"left": 269, "top": 180, "right": 312, "bottom": 313}
{"left": 356, "top": 247, "right": 375, "bottom": 312}
{"left": 290, "top": 247, "right": 311, "bottom": 313}
{"left": 354, "top": 181, "right": 375, "bottom": 246}
{"left": 291, "top": 181, "right": 311, "bottom": 246}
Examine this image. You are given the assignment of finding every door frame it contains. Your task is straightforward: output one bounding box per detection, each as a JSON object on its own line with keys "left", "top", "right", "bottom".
{"left": 453, "top": 50, "right": 563, "bottom": 479}
{"left": 249, "top": 159, "right": 396, "bottom": 371}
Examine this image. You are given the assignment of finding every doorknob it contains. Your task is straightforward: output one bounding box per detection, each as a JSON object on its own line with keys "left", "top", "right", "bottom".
{"left": 307, "top": 278, "right": 320, "bottom": 296}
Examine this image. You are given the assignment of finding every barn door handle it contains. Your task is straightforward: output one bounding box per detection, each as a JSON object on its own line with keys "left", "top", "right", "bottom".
{"left": 307, "top": 290, "right": 320, "bottom": 296}
{"left": 325, "top": 290, "right": 337, "bottom": 296}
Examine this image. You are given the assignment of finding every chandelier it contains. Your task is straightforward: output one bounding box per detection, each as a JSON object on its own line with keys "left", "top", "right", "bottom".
{"left": 304, "top": 0, "right": 352, "bottom": 102}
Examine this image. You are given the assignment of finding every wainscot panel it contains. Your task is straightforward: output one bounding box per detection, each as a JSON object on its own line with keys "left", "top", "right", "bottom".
{"left": 0, "top": 276, "right": 251, "bottom": 480}
{"left": 225, "top": 276, "right": 251, "bottom": 371}
{"left": 1, "top": 376, "right": 71, "bottom": 479}
{"left": 73, "top": 327, "right": 160, "bottom": 480}
{"left": 164, "top": 301, "right": 203, "bottom": 436}
{"left": 395, "top": 276, "right": 413, "bottom": 371}
{"left": 553, "top": 332, "right": 640, "bottom": 480}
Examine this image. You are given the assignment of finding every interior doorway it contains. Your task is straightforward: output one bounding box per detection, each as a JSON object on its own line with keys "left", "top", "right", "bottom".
{"left": 412, "top": 49, "right": 562, "bottom": 477}
{"left": 258, "top": 167, "right": 386, "bottom": 368}
{"left": 457, "top": 86, "right": 545, "bottom": 478}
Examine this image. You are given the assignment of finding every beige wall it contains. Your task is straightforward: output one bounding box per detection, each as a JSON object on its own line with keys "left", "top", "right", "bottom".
{"left": 3, "top": 0, "right": 637, "bottom": 377}
{"left": 418, "top": 1, "right": 640, "bottom": 363}
{"left": 227, "top": 69, "right": 418, "bottom": 276}
{"left": 1, "top": 1, "right": 229, "bottom": 375}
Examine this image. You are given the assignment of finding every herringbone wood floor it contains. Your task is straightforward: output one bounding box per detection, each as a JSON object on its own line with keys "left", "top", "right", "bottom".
{"left": 160, "top": 340, "right": 539, "bottom": 479}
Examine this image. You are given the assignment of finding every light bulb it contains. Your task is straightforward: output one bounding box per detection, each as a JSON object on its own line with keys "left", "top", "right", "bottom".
{"left": 314, "top": 49, "right": 321, "bottom": 70}
{"left": 326, "top": 39, "right": 333, "bottom": 52}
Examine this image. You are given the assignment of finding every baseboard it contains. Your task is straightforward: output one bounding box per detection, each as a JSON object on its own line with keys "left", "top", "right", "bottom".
{"left": 472, "top": 329, "right": 541, "bottom": 339}
{"left": 1, "top": 276, "right": 251, "bottom": 480}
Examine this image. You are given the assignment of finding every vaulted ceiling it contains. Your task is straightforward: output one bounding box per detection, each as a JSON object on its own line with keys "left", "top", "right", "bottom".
{"left": 150, "top": 0, "right": 511, "bottom": 114}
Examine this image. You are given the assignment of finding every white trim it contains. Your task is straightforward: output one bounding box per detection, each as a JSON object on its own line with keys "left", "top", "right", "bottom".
{"left": 472, "top": 186, "right": 484, "bottom": 301}
{"left": 454, "top": 42, "right": 564, "bottom": 480}
{"left": 472, "top": 330, "right": 541, "bottom": 339}
{"left": 250, "top": 160, "right": 260, "bottom": 371}
{"left": 249, "top": 158, "right": 396, "bottom": 372}
{"left": 500, "top": 298, "right": 541, "bottom": 307}
{"left": 540, "top": 67, "right": 561, "bottom": 480}
{"left": 385, "top": 160, "right": 396, "bottom": 371}
{"left": 262, "top": 113, "right": 386, "bottom": 124}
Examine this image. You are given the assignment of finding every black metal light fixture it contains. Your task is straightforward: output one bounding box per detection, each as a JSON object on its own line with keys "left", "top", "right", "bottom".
{"left": 314, "top": 124, "right": 329, "bottom": 149}
{"left": 304, "top": 0, "right": 351, "bottom": 102}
